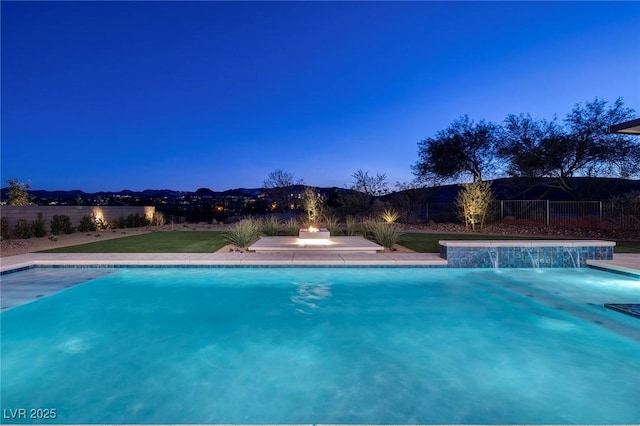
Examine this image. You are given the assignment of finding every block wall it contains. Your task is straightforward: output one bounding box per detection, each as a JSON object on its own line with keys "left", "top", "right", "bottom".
{"left": 0, "top": 206, "right": 155, "bottom": 236}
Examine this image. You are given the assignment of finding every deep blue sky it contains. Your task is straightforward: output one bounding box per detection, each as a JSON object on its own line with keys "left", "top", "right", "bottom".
{"left": 2, "top": 1, "right": 639, "bottom": 192}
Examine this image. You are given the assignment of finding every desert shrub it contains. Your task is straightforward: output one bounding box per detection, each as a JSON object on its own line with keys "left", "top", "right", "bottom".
{"left": 117, "top": 216, "right": 127, "bottom": 228}
{"left": 151, "top": 211, "right": 165, "bottom": 226}
{"left": 283, "top": 217, "right": 300, "bottom": 236}
{"left": 262, "top": 215, "right": 281, "bottom": 236}
{"left": 224, "top": 218, "right": 262, "bottom": 249}
{"left": 94, "top": 215, "right": 109, "bottom": 231}
{"left": 32, "top": 213, "right": 47, "bottom": 237}
{"left": 1, "top": 216, "right": 9, "bottom": 239}
{"left": 14, "top": 219, "right": 34, "bottom": 239}
{"left": 322, "top": 215, "right": 340, "bottom": 235}
{"left": 126, "top": 214, "right": 139, "bottom": 228}
{"left": 126, "top": 213, "right": 150, "bottom": 228}
{"left": 51, "top": 215, "right": 74, "bottom": 235}
{"left": 362, "top": 219, "right": 403, "bottom": 249}
{"left": 78, "top": 215, "right": 97, "bottom": 232}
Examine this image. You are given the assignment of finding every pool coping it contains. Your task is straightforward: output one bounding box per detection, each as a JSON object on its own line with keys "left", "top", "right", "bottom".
{"left": 1, "top": 252, "right": 638, "bottom": 275}
{"left": 439, "top": 239, "right": 617, "bottom": 247}
{"left": 0, "top": 252, "right": 449, "bottom": 273}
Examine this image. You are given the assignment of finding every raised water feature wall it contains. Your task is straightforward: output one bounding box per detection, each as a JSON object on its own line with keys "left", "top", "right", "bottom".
{"left": 439, "top": 240, "right": 615, "bottom": 268}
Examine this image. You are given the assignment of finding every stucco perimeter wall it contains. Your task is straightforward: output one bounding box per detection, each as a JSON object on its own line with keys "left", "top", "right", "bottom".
{"left": 0, "top": 206, "right": 155, "bottom": 235}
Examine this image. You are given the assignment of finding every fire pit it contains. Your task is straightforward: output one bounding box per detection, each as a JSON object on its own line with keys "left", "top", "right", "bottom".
{"left": 299, "top": 226, "right": 330, "bottom": 239}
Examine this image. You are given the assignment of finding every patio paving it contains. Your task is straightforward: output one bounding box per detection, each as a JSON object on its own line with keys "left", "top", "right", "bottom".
{"left": 586, "top": 253, "right": 640, "bottom": 277}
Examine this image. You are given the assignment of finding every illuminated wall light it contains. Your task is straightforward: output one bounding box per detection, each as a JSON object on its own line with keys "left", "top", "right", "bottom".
{"left": 144, "top": 206, "right": 155, "bottom": 222}
{"left": 91, "top": 207, "right": 104, "bottom": 224}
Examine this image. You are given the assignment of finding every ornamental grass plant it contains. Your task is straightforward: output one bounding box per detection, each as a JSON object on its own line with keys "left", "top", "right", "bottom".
{"left": 224, "top": 218, "right": 262, "bottom": 248}
{"left": 362, "top": 219, "right": 403, "bottom": 249}
{"left": 344, "top": 215, "right": 359, "bottom": 236}
{"left": 283, "top": 217, "right": 300, "bottom": 236}
{"left": 322, "top": 215, "right": 340, "bottom": 235}
{"left": 262, "top": 215, "right": 281, "bottom": 236}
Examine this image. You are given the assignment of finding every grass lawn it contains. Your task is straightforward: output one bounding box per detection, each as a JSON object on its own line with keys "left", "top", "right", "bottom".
{"left": 40, "top": 231, "right": 228, "bottom": 253}
{"left": 39, "top": 230, "right": 640, "bottom": 254}
{"left": 399, "top": 233, "right": 538, "bottom": 253}
{"left": 601, "top": 240, "right": 640, "bottom": 253}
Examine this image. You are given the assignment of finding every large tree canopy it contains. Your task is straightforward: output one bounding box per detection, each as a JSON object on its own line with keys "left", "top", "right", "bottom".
{"left": 498, "top": 114, "right": 565, "bottom": 179}
{"left": 498, "top": 97, "right": 638, "bottom": 192}
{"left": 562, "top": 97, "right": 638, "bottom": 178}
{"left": 414, "top": 98, "right": 638, "bottom": 192}
{"left": 412, "top": 115, "right": 499, "bottom": 185}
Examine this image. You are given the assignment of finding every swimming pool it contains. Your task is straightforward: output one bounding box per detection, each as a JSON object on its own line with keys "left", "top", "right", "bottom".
{"left": 1, "top": 267, "right": 639, "bottom": 424}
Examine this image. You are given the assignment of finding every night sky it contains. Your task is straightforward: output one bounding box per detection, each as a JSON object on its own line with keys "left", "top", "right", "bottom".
{"left": 2, "top": 1, "right": 639, "bottom": 192}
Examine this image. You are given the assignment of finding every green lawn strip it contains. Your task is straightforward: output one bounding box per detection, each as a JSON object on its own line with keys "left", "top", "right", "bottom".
{"left": 399, "top": 233, "right": 535, "bottom": 253}
{"left": 39, "top": 231, "right": 227, "bottom": 253}
{"left": 399, "top": 232, "right": 640, "bottom": 253}
{"left": 611, "top": 241, "right": 640, "bottom": 253}
{"left": 37, "top": 229, "right": 640, "bottom": 254}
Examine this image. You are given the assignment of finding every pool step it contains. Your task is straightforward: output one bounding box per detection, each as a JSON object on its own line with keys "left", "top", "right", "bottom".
{"left": 476, "top": 271, "right": 640, "bottom": 342}
{"left": 604, "top": 304, "right": 640, "bottom": 319}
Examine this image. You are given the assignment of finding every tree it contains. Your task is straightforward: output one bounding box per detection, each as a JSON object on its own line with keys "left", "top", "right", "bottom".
{"left": 262, "top": 169, "right": 302, "bottom": 212}
{"left": 263, "top": 169, "right": 300, "bottom": 189}
{"left": 413, "top": 115, "right": 500, "bottom": 185}
{"left": 455, "top": 180, "right": 494, "bottom": 230}
{"left": 350, "top": 169, "right": 389, "bottom": 196}
{"left": 6, "top": 179, "right": 35, "bottom": 206}
{"left": 498, "top": 114, "right": 559, "bottom": 179}
{"left": 302, "top": 187, "right": 325, "bottom": 225}
{"left": 562, "top": 97, "right": 638, "bottom": 179}
{"left": 498, "top": 98, "right": 639, "bottom": 193}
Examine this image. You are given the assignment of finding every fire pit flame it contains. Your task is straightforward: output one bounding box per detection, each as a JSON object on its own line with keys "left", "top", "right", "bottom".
{"left": 308, "top": 226, "right": 319, "bottom": 232}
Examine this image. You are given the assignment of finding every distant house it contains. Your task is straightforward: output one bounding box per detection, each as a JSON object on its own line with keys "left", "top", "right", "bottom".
{"left": 609, "top": 118, "right": 640, "bottom": 135}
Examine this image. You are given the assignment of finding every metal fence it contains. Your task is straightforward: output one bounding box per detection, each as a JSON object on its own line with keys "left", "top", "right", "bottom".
{"left": 424, "top": 200, "right": 640, "bottom": 230}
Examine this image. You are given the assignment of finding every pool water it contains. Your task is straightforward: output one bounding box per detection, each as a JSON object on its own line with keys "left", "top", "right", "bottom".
{"left": 1, "top": 267, "right": 639, "bottom": 424}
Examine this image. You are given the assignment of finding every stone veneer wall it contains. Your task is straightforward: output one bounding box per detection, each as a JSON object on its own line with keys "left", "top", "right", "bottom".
{"left": 0, "top": 206, "right": 155, "bottom": 237}
{"left": 440, "top": 244, "right": 614, "bottom": 268}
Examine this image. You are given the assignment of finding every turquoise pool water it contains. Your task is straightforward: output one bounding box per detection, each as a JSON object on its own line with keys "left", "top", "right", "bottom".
{"left": 1, "top": 267, "right": 639, "bottom": 424}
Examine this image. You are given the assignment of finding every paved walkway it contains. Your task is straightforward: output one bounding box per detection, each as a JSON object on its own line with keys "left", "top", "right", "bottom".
{"left": 586, "top": 253, "right": 640, "bottom": 276}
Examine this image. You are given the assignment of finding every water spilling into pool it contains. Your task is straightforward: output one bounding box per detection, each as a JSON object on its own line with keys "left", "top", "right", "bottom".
{"left": 1, "top": 267, "right": 639, "bottom": 424}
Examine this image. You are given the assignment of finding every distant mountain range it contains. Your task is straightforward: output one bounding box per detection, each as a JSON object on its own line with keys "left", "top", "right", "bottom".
{"left": 1, "top": 177, "right": 639, "bottom": 206}
{"left": 2, "top": 187, "right": 264, "bottom": 200}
